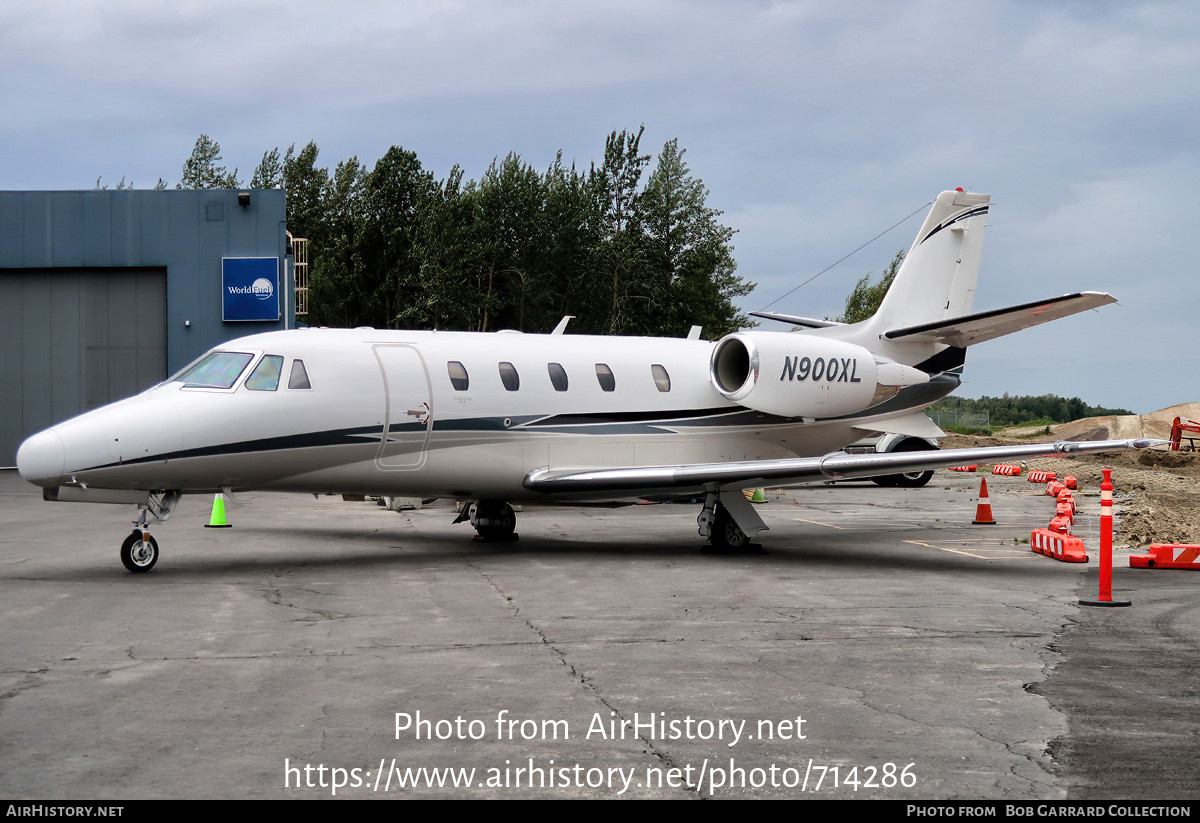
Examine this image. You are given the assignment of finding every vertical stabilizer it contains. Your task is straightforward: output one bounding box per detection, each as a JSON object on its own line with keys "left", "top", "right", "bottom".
{"left": 863, "top": 190, "right": 990, "bottom": 336}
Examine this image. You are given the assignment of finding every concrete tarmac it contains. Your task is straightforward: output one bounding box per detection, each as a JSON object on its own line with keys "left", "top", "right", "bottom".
{"left": 0, "top": 469, "right": 1195, "bottom": 800}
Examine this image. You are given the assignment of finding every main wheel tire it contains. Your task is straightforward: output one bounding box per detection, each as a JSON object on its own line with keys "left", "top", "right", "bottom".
{"left": 873, "top": 438, "right": 936, "bottom": 488}
{"left": 120, "top": 530, "right": 159, "bottom": 573}
{"left": 471, "top": 500, "right": 517, "bottom": 541}
{"left": 709, "top": 506, "right": 751, "bottom": 552}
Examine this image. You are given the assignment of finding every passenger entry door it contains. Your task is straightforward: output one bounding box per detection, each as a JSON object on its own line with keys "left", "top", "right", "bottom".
{"left": 373, "top": 344, "right": 432, "bottom": 470}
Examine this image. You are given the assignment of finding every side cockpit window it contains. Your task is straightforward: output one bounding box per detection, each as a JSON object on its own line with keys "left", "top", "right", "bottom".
{"left": 245, "top": 355, "right": 284, "bottom": 391}
{"left": 288, "top": 359, "right": 312, "bottom": 390}
{"left": 172, "top": 351, "right": 254, "bottom": 389}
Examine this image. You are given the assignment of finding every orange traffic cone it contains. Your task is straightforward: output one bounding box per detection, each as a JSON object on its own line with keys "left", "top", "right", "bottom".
{"left": 972, "top": 478, "right": 996, "bottom": 525}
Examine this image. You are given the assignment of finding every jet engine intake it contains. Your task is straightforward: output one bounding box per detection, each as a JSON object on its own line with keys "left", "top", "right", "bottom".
{"left": 709, "top": 331, "right": 928, "bottom": 418}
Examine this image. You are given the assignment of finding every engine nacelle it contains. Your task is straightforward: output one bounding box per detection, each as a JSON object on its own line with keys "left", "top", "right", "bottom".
{"left": 709, "top": 331, "right": 929, "bottom": 418}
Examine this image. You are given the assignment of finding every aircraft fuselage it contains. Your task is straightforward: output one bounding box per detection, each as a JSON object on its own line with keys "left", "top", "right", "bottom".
{"left": 19, "top": 327, "right": 908, "bottom": 502}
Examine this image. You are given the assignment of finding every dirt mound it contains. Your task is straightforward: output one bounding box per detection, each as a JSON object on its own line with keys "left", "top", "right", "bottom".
{"left": 945, "top": 403, "right": 1200, "bottom": 546}
{"left": 1046, "top": 401, "right": 1200, "bottom": 442}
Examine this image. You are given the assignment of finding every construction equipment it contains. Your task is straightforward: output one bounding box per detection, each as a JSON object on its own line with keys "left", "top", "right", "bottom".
{"left": 1169, "top": 417, "right": 1200, "bottom": 451}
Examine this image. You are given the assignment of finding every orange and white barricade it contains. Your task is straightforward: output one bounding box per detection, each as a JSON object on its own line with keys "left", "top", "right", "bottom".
{"left": 1130, "top": 544, "right": 1200, "bottom": 570}
{"left": 1027, "top": 470, "right": 1057, "bottom": 484}
{"left": 1030, "top": 528, "right": 1088, "bottom": 563}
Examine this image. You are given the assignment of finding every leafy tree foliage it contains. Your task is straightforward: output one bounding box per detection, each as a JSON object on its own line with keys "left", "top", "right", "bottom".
{"left": 929, "top": 394, "right": 1132, "bottom": 427}
{"left": 835, "top": 249, "right": 904, "bottom": 323}
{"left": 178, "top": 134, "right": 240, "bottom": 189}
{"left": 179, "top": 129, "right": 753, "bottom": 338}
{"left": 251, "top": 148, "right": 283, "bottom": 189}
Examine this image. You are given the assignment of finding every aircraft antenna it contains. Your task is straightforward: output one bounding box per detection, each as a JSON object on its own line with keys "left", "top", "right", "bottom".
{"left": 756, "top": 197, "right": 933, "bottom": 313}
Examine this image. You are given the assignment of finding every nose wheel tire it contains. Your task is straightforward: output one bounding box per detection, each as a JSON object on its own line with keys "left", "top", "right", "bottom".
{"left": 120, "top": 531, "right": 159, "bottom": 573}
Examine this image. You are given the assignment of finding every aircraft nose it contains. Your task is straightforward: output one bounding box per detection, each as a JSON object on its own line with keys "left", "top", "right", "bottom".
{"left": 16, "top": 428, "right": 66, "bottom": 487}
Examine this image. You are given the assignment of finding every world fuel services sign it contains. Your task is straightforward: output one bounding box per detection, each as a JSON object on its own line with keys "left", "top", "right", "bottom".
{"left": 222, "top": 257, "right": 280, "bottom": 321}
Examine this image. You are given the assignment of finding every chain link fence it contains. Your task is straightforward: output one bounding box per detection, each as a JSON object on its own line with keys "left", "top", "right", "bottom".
{"left": 930, "top": 410, "right": 991, "bottom": 432}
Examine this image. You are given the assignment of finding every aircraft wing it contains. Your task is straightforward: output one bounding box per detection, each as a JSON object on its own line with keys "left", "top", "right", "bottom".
{"left": 884, "top": 292, "right": 1116, "bottom": 347}
{"left": 523, "top": 438, "right": 1161, "bottom": 495}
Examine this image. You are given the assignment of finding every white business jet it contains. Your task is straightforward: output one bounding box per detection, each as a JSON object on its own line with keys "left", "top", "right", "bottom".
{"left": 16, "top": 190, "right": 1153, "bottom": 572}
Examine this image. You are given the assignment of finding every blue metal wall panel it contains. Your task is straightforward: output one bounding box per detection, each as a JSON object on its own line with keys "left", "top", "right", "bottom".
{"left": 0, "top": 188, "right": 289, "bottom": 464}
{"left": 80, "top": 192, "right": 113, "bottom": 266}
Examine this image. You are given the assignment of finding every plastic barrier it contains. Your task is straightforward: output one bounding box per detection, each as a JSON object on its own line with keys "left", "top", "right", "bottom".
{"left": 1027, "top": 470, "right": 1057, "bottom": 483}
{"left": 1055, "top": 501, "right": 1075, "bottom": 525}
{"left": 1063, "top": 475, "right": 1078, "bottom": 490}
{"left": 948, "top": 465, "right": 978, "bottom": 472}
{"left": 992, "top": 464, "right": 1022, "bottom": 476}
{"left": 1030, "top": 528, "right": 1088, "bottom": 563}
{"left": 1130, "top": 544, "right": 1200, "bottom": 570}
{"left": 1046, "top": 480, "right": 1066, "bottom": 498}
{"left": 1048, "top": 515, "right": 1072, "bottom": 535}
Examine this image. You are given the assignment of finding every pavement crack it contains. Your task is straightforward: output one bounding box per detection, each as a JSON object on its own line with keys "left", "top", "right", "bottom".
{"left": 460, "top": 555, "right": 705, "bottom": 798}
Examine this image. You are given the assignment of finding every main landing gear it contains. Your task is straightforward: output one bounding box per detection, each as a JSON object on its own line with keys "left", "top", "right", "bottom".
{"left": 698, "top": 490, "right": 767, "bottom": 554}
{"left": 461, "top": 499, "right": 519, "bottom": 542}
{"left": 120, "top": 491, "right": 182, "bottom": 573}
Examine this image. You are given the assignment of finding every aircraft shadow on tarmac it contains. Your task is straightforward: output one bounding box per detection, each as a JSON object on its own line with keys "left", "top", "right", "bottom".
{"left": 11, "top": 517, "right": 1080, "bottom": 582}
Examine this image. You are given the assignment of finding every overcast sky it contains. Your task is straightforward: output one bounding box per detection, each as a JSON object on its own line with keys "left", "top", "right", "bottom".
{"left": 3, "top": 1, "right": 1196, "bottom": 414}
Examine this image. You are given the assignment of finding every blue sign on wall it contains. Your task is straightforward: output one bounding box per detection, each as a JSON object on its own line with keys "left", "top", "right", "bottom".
{"left": 222, "top": 257, "right": 280, "bottom": 322}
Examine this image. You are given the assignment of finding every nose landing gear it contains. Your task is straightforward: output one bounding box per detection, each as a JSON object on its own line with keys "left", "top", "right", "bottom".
{"left": 119, "top": 491, "right": 181, "bottom": 573}
{"left": 120, "top": 530, "right": 159, "bottom": 573}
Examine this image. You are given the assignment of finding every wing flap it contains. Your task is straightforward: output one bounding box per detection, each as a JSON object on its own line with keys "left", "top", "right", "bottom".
{"left": 884, "top": 292, "right": 1116, "bottom": 347}
{"left": 523, "top": 439, "right": 1161, "bottom": 495}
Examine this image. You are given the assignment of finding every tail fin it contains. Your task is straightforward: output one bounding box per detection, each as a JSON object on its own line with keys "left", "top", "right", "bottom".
{"left": 862, "top": 190, "right": 990, "bottom": 337}
{"left": 809, "top": 190, "right": 1114, "bottom": 375}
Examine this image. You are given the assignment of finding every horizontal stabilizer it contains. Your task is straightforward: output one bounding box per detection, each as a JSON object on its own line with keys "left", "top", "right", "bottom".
{"left": 884, "top": 292, "right": 1116, "bottom": 347}
{"left": 749, "top": 311, "right": 845, "bottom": 329}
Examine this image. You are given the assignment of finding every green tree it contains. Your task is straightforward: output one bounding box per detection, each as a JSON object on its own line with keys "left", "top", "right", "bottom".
{"left": 539, "top": 153, "right": 600, "bottom": 331}
{"left": 308, "top": 157, "right": 367, "bottom": 328}
{"left": 589, "top": 126, "right": 650, "bottom": 334}
{"left": 178, "top": 134, "right": 240, "bottom": 189}
{"left": 638, "top": 138, "right": 752, "bottom": 338}
{"left": 360, "top": 146, "right": 437, "bottom": 329}
{"left": 835, "top": 249, "right": 904, "bottom": 323}
{"left": 251, "top": 147, "right": 284, "bottom": 189}
{"left": 470, "top": 153, "right": 548, "bottom": 332}
{"left": 413, "top": 166, "right": 481, "bottom": 331}
{"left": 281, "top": 142, "right": 329, "bottom": 248}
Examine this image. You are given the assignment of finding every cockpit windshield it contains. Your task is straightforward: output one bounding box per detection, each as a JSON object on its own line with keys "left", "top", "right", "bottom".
{"left": 170, "top": 351, "right": 255, "bottom": 389}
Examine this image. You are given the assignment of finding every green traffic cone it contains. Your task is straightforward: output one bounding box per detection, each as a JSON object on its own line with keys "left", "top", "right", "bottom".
{"left": 204, "top": 493, "right": 232, "bottom": 528}
{"left": 751, "top": 488, "right": 766, "bottom": 503}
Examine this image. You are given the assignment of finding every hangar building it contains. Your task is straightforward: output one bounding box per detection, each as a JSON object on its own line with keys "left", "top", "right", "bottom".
{"left": 1, "top": 188, "right": 299, "bottom": 465}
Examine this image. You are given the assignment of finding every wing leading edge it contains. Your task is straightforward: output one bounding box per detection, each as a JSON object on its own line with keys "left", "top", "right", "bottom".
{"left": 523, "top": 439, "right": 1162, "bottom": 495}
